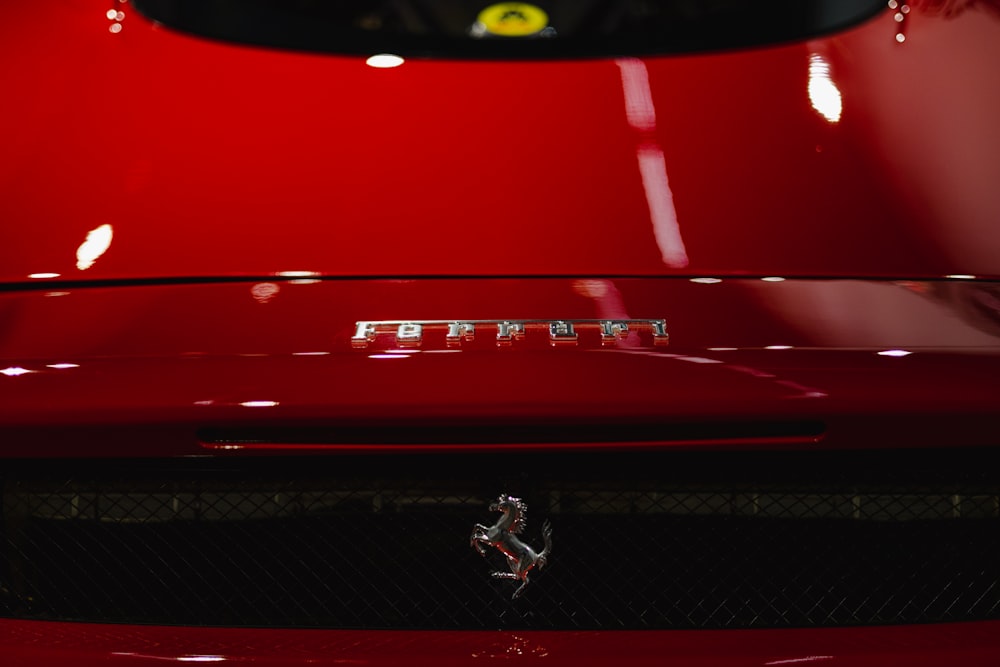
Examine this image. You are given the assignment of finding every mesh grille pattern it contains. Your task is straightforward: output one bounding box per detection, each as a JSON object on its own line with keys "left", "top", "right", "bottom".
{"left": 2, "top": 450, "right": 1000, "bottom": 629}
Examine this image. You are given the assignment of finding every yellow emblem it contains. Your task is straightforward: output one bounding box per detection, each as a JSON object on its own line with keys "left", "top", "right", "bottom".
{"left": 476, "top": 2, "right": 549, "bottom": 37}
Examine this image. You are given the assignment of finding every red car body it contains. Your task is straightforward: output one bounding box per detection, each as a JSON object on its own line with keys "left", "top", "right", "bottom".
{"left": 2, "top": 1, "right": 1000, "bottom": 664}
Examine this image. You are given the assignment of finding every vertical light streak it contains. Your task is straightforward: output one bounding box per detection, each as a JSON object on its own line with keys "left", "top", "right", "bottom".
{"left": 616, "top": 58, "right": 689, "bottom": 268}
{"left": 76, "top": 224, "right": 114, "bottom": 270}
{"left": 637, "top": 145, "right": 688, "bottom": 268}
{"left": 808, "top": 54, "right": 843, "bottom": 123}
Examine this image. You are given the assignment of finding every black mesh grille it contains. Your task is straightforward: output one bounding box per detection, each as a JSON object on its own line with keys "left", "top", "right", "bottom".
{"left": 2, "top": 449, "right": 1000, "bottom": 629}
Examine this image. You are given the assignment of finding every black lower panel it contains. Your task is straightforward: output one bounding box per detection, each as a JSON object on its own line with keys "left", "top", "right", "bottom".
{"left": 2, "top": 449, "right": 999, "bottom": 629}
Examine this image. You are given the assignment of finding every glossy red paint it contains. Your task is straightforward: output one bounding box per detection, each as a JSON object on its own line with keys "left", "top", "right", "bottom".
{"left": 2, "top": 278, "right": 998, "bottom": 457}
{"left": 2, "top": 3, "right": 1000, "bottom": 283}
{"left": 4, "top": 619, "right": 1000, "bottom": 667}
{"left": 3, "top": 2, "right": 1000, "bottom": 665}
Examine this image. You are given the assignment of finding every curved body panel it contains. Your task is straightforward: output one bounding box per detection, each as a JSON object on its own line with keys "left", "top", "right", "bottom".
{"left": 2, "top": 3, "right": 1000, "bottom": 281}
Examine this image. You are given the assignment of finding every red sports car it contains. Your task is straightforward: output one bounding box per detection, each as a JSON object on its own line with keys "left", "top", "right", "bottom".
{"left": 2, "top": 1, "right": 1000, "bottom": 664}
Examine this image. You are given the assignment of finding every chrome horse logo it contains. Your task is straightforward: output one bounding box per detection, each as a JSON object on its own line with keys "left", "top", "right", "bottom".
{"left": 470, "top": 494, "right": 553, "bottom": 599}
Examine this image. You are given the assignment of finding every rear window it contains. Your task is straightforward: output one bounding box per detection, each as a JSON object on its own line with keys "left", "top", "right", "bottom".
{"left": 132, "top": 0, "right": 885, "bottom": 58}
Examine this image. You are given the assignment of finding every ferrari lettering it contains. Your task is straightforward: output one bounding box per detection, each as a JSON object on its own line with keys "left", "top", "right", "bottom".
{"left": 351, "top": 319, "right": 668, "bottom": 348}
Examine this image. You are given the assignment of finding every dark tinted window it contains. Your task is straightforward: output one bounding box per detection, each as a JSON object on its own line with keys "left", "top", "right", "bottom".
{"left": 133, "top": 0, "right": 884, "bottom": 58}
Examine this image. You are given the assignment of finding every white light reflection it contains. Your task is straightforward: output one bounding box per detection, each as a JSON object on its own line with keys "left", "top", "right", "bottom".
{"left": 707, "top": 347, "right": 738, "bottom": 351}
{"left": 690, "top": 277, "right": 722, "bottom": 284}
{"left": 368, "top": 354, "right": 411, "bottom": 359}
{"left": 46, "top": 363, "right": 80, "bottom": 369}
{"left": 878, "top": 349, "right": 912, "bottom": 357}
{"left": 616, "top": 58, "right": 656, "bottom": 131}
{"left": 277, "top": 271, "right": 321, "bottom": 285}
{"left": 1, "top": 367, "right": 35, "bottom": 377}
{"left": 945, "top": 274, "right": 977, "bottom": 280}
{"left": 28, "top": 272, "right": 60, "bottom": 279}
{"left": 637, "top": 146, "right": 689, "bottom": 268}
{"left": 808, "top": 54, "right": 842, "bottom": 123}
{"left": 765, "top": 345, "right": 794, "bottom": 350}
{"left": 177, "top": 657, "right": 226, "bottom": 663}
{"left": 111, "top": 654, "right": 226, "bottom": 663}
{"left": 616, "top": 58, "right": 689, "bottom": 268}
{"left": 675, "top": 356, "right": 723, "bottom": 364}
{"left": 276, "top": 270, "right": 319, "bottom": 278}
{"left": 250, "top": 282, "right": 280, "bottom": 303}
{"left": 107, "top": 6, "right": 125, "bottom": 33}
{"left": 292, "top": 351, "right": 330, "bottom": 356}
{"left": 761, "top": 276, "right": 786, "bottom": 282}
{"left": 888, "top": 0, "right": 911, "bottom": 44}
{"left": 76, "top": 224, "right": 113, "bottom": 270}
{"left": 239, "top": 400, "right": 279, "bottom": 408}
{"left": 366, "top": 54, "right": 404, "bottom": 68}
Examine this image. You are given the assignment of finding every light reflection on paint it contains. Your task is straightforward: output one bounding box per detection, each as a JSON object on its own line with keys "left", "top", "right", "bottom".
{"left": 888, "top": 0, "right": 910, "bottom": 44}
{"left": 765, "top": 345, "right": 794, "bottom": 350}
{"left": 616, "top": 58, "right": 689, "bottom": 268}
{"left": 808, "top": 54, "right": 842, "bottom": 123}
{"left": 107, "top": 6, "right": 125, "bottom": 33}
{"left": 675, "top": 356, "right": 722, "bottom": 364}
{"left": 878, "top": 349, "right": 912, "bottom": 357}
{"left": 366, "top": 54, "right": 404, "bottom": 68}
{"left": 76, "top": 224, "right": 114, "bottom": 270}
{"left": 761, "top": 276, "right": 786, "bottom": 282}
{"left": 46, "top": 363, "right": 80, "bottom": 369}
{"left": 177, "top": 657, "right": 226, "bottom": 663}
{"left": 276, "top": 271, "right": 319, "bottom": 278}
{"left": 239, "top": 400, "right": 279, "bottom": 408}
{"left": 278, "top": 270, "right": 322, "bottom": 285}
{"left": 588, "top": 349, "right": 826, "bottom": 399}
{"left": 368, "top": 354, "right": 411, "bottom": 359}
{"left": 690, "top": 277, "right": 722, "bottom": 284}
{"left": 945, "top": 274, "right": 976, "bottom": 280}
{"left": 616, "top": 58, "right": 656, "bottom": 131}
{"left": 637, "top": 145, "right": 689, "bottom": 268}
{"left": 1, "top": 367, "right": 34, "bottom": 377}
{"left": 111, "top": 655, "right": 226, "bottom": 663}
{"left": 28, "top": 272, "right": 60, "bottom": 279}
{"left": 251, "top": 282, "right": 280, "bottom": 303}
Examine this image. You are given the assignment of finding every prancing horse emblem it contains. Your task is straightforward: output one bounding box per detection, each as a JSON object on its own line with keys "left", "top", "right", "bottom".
{"left": 470, "top": 494, "right": 553, "bottom": 599}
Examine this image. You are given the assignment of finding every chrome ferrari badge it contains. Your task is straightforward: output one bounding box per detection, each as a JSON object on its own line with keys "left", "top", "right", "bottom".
{"left": 470, "top": 494, "right": 553, "bottom": 599}
{"left": 352, "top": 319, "right": 667, "bottom": 348}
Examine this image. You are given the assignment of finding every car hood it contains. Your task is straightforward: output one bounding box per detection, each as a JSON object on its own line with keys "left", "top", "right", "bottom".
{"left": 2, "top": 3, "right": 1000, "bottom": 284}
{"left": 2, "top": 277, "right": 999, "bottom": 456}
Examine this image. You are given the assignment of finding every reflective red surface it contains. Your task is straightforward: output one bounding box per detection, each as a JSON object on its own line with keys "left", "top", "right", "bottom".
{"left": 2, "top": 278, "right": 999, "bottom": 456}
{"left": 1, "top": 3, "right": 1000, "bottom": 282}
{"left": 3, "top": 1, "right": 1000, "bottom": 665}
{"left": 4, "top": 619, "right": 1000, "bottom": 667}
